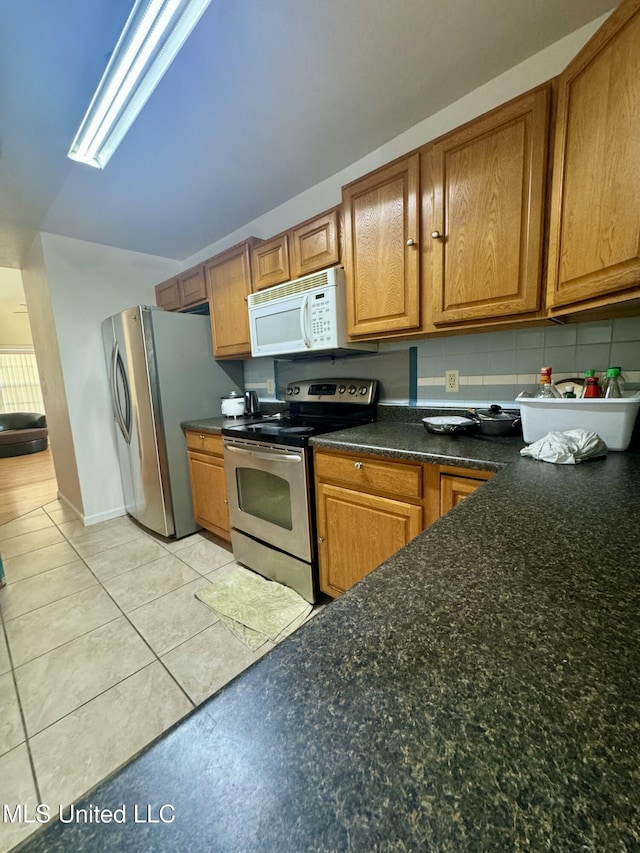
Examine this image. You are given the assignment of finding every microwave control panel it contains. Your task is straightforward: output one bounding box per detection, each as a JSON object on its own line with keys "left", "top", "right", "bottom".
{"left": 309, "top": 291, "right": 336, "bottom": 346}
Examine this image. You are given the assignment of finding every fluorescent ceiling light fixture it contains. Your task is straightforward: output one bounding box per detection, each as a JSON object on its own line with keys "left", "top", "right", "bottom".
{"left": 68, "top": 0, "right": 212, "bottom": 169}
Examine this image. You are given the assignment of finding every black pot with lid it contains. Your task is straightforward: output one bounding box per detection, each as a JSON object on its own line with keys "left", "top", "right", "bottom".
{"left": 465, "top": 404, "right": 521, "bottom": 436}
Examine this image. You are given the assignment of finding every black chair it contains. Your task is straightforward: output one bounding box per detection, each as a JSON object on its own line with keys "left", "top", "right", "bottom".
{"left": 0, "top": 412, "right": 48, "bottom": 457}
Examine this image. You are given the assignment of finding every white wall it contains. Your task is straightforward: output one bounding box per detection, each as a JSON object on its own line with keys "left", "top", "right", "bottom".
{"left": 183, "top": 14, "right": 609, "bottom": 268}
{"left": 0, "top": 268, "right": 32, "bottom": 347}
{"left": 24, "top": 233, "right": 180, "bottom": 523}
{"left": 22, "top": 236, "right": 84, "bottom": 513}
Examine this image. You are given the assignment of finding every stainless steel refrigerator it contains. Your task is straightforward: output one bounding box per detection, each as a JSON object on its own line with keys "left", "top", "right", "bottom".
{"left": 102, "top": 306, "right": 243, "bottom": 539}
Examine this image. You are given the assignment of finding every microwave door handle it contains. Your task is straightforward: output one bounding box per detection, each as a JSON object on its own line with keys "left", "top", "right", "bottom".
{"left": 299, "top": 293, "right": 312, "bottom": 348}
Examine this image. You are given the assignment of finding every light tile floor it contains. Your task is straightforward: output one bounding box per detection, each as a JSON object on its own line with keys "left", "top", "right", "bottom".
{"left": 0, "top": 502, "right": 284, "bottom": 852}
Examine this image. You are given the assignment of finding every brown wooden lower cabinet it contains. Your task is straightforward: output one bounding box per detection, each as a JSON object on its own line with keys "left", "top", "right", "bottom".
{"left": 315, "top": 449, "right": 494, "bottom": 597}
{"left": 185, "top": 431, "right": 231, "bottom": 541}
{"left": 424, "top": 464, "right": 494, "bottom": 526}
{"left": 316, "top": 482, "right": 423, "bottom": 598}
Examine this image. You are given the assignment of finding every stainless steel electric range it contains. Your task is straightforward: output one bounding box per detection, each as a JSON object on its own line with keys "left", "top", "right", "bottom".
{"left": 222, "top": 378, "right": 378, "bottom": 603}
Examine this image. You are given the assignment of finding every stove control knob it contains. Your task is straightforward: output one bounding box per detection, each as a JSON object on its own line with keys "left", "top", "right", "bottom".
{"left": 338, "top": 385, "right": 346, "bottom": 394}
{"left": 348, "top": 385, "right": 356, "bottom": 395}
{"left": 293, "top": 386, "right": 300, "bottom": 395}
{"left": 359, "top": 385, "right": 368, "bottom": 396}
{"left": 286, "top": 387, "right": 294, "bottom": 396}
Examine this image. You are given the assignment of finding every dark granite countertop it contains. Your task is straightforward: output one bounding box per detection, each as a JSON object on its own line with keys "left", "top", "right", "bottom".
{"left": 19, "top": 438, "right": 640, "bottom": 851}
{"left": 311, "top": 421, "right": 525, "bottom": 471}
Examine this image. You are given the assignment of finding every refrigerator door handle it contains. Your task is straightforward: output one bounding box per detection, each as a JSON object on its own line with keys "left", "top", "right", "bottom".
{"left": 111, "top": 342, "right": 132, "bottom": 444}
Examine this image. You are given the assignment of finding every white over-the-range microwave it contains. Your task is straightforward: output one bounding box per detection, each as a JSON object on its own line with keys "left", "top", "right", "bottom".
{"left": 247, "top": 267, "right": 377, "bottom": 358}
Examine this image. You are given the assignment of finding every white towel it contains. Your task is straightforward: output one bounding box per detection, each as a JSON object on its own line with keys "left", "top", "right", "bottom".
{"left": 520, "top": 429, "right": 607, "bottom": 465}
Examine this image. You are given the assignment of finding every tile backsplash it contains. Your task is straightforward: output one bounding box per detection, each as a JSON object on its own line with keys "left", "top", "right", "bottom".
{"left": 243, "top": 316, "right": 640, "bottom": 407}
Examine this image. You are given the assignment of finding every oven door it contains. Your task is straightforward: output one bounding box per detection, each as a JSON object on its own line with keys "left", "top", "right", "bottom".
{"left": 223, "top": 438, "right": 312, "bottom": 563}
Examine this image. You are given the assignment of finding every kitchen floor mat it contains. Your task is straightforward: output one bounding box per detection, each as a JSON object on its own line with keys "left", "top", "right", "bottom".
{"left": 195, "top": 567, "right": 312, "bottom": 650}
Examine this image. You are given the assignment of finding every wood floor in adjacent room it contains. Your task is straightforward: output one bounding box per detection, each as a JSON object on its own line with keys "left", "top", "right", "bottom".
{"left": 0, "top": 447, "right": 59, "bottom": 526}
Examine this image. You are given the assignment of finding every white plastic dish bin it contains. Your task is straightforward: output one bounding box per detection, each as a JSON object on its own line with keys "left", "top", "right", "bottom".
{"left": 518, "top": 393, "right": 640, "bottom": 451}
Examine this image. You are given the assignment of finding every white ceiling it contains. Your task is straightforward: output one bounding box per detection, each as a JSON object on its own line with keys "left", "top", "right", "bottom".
{"left": 0, "top": 0, "right": 614, "bottom": 269}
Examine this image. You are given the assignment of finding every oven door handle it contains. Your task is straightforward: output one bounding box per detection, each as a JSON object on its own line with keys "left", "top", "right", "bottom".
{"left": 224, "top": 443, "right": 302, "bottom": 463}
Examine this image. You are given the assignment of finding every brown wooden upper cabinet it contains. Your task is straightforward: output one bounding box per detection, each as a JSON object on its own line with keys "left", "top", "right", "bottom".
{"left": 546, "top": 0, "right": 640, "bottom": 316}
{"left": 155, "top": 277, "right": 181, "bottom": 311}
{"left": 290, "top": 207, "right": 341, "bottom": 279}
{"left": 251, "top": 234, "right": 290, "bottom": 291}
{"left": 205, "top": 238, "right": 258, "bottom": 359}
{"left": 342, "top": 153, "right": 420, "bottom": 337}
{"left": 155, "top": 264, "right": 207, "bottom": 312}
{"left": 424, "top": 85, "right": 550, "bottom": 326}
{"left": 252, "top": 207, "right": 342, "bottom": 290}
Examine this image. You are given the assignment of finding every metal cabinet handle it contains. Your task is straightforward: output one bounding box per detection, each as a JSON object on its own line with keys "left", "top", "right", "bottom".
{"left": 223, "top": 499, "right": 229, "bottom": 505}
{"left": 199, "top": 434, "right": 205, "bottom": 439}
{"left": 406, "top": 238, "right": 416, "bottom": 246}
{"left": 431, "top": 231, "right": 442, "bottom": 239}
{"left": 354, "top": 461, "right": 363, "bottom": 469}
{"left": 317, "top": 536, "right": 324, "bottom": 544}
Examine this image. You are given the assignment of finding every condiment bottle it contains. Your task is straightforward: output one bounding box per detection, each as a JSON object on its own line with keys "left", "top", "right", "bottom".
{"left": 604, "top": 367, "right": 623, "bottom": 398}
{"left": 602, "top": 366, "right": 626, "bottom": 396}
{"left": 583, "top": 373, "right": 603, "bottom": 398}
{"left": 535, "top": 367, "right": 560, "bottom": 398}
{"left": 563, "top": 385, "right": 577, "bottom": 398}
{"left": 581, "top": 370, "right": 598, "bottom": 398}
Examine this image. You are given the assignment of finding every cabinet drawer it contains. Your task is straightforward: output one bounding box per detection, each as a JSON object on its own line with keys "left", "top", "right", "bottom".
{"left": 315, "top": 451, "right": 422, "bottom": 500}
{"left": 185, "top": 430, "right": 223, "bottom": 456}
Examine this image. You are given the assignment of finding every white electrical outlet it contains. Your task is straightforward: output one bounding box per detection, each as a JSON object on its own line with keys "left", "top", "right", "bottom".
{"left": 267, "top": 378, "right": 275, "bottom": 395}
{"left": 445, "top": 369, "right": 459, "bottom": 393}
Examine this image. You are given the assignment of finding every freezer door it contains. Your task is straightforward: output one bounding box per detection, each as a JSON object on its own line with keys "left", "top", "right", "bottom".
{"left": 112, "top": 308, "right": 174, "bottom": 537}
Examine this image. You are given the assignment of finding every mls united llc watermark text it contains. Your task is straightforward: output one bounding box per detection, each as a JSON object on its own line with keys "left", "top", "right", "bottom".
{"left": 3, "top": 803, "right": 175, "bottom": 825}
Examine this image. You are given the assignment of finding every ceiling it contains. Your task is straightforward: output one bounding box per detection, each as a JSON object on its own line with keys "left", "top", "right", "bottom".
{"left": 0, "top": 0, "right": 614, "bottom": 269}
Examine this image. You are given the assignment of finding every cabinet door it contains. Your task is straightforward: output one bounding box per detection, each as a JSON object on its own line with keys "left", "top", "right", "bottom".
{"left": 440, "top": 474, "right": 486, "bottom": 516}
{"left": 547, "top": 1, "right": 640, "bottom": 312}
{"left": 342, "top": 153, "right": 420, "bottom": 336}
{"left": 251, "top": 235, "right": 290, "bottom": 290}
{"left": 290, "top": 208, "right": 340, "bottom": 278}
{"left": 187, "top": 451, "right": 231, "bottom": 541}
{"left": 426, "top": 86, "right": 550, "bottom": 324}
{"left": 205, "top": 241, "right": 255, "bottom": 358}
{"left": 178, "top": 265, "right": 207, "bottom": 307}
{"left": 155, "top": 278, "right": 181, "bottom": 312}
{"left": 317, "top": 483, "right": 422, "bottom": 598}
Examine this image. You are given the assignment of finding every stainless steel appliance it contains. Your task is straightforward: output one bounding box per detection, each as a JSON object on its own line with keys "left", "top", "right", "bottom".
{"left": 244, "top": 390, "right": 261, "bottom": 416}
{"left": 102, "top": 306, "right": 243, "bottom": 539}
{"left": 222, "top": 378, "right": 378, "bottom": 602}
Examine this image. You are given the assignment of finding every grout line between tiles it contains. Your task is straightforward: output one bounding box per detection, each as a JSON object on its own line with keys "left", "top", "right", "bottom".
{"left": 73, "top": 546, "right": 199, "bottom": 709}
{"left": 1, "top": 574, "right": 100, "bottom": 625}
{"left": 0, "top": 611, "right": 43, "bottom": 803}
{"left": 24, "top": 660, "right": 177, "bottom": 741}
